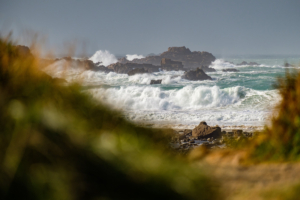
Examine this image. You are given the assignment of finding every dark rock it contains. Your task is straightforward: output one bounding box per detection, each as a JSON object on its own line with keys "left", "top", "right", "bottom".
{"left": 150, "top": 80, "right": 162, "bottom": 84}
{"left": 127, "top": 68, "right": 148, "bottom": 76}
{"left": 161, "top": 58, "right": 184, "bottom": 71}
{"left": 182, "top": 68, "right": 212, "bottom": 81}
{"left": 107, "top": 63, "right": 159, "bottom": 74}
{"left": 121, "top": 46, "right": 216, "bottom": 69}
{"left": 222, "top": 68, "right": 239, "bottom": 72}
{"left": 192, "top": 121, "right": 222, "bottom": 139}
{"left": 52, "top": 57, "right": 114, "bottom": 73}
{"left": 237, "top": 61, "right": 259, "bottom": 66}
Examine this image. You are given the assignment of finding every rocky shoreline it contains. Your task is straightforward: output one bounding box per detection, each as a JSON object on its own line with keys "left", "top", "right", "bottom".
{"left": 169, "top": 121, "right": 260, "bottom": 154}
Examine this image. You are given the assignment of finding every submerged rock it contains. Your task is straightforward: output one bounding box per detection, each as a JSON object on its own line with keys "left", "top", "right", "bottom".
{"left": 107, "top": 63, "right": 159, "bottom": 74}
{"left": 182, "top": 68, "right": 212, "bottom": 81}
{"left": 150, "top": 79, "right": 162, "bottom": 84}
{"left": 222, "top": 68, "right": 239, "bottom": 72}
{"left": 192, "top": 121, "right": 221, "bottom": 139}
{"left": 127, "top": 68, "right": 148, "bottom": 76}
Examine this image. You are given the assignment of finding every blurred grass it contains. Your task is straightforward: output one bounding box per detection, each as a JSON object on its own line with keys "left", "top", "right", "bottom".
{"left": 0, "top": 37, "right": 220, "bottom": 199}
{"left": 246, "top": 67, "right": 300, "bottom": 162}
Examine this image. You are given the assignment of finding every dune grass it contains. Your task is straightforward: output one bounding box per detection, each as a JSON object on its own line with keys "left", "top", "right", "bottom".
{"left": 0, "top": 37, "right": 221, "bottom": 200}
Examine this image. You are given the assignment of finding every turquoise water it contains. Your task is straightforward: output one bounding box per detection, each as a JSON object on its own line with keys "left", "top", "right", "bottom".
{"left": 44, "top": 56, "right": 300, "bottom": 128}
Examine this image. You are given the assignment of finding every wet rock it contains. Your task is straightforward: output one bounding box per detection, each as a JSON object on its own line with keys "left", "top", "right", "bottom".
{"left": 161, "top": 58, "right": 184, "bottom": 71}
{"left": 182, "top": 68, "right": 212, "bottom": 81}
{"left": 222, "top": 68, "right": 239, "bottom": 72}
{"left": 127, "top": 68, "right": 148, "bottom": 76}
{"left": 107, "top": 63, "right": 159, "bottom": 74}
{"left": 150, "top": 79, "right": 162, "bottom": 84}
{"left": 121, "top": 46, "right": 216, "bottom": 69}
{"left": 192, "top": 121, "right": 222, "bottom": 139}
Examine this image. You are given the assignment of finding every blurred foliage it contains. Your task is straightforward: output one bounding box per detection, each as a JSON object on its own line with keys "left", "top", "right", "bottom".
{"left": 0, "top": 37, "right": 220, "bottom": 199}
{"left": 247, "top": 67, "right": 300, "bottom": 162}
{"left": 262, "top": 182, "right": 300, "bottom": 200}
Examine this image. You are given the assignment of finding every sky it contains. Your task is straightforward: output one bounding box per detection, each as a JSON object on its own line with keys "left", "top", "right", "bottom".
{"left": 1, "top": 0, "right": 300, "bottom": 56}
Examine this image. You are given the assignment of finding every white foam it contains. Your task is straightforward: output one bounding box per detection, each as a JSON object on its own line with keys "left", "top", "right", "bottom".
{"left": 126, "top": 54, "right": 145, "bottom": 61}
{"left": 89, "top": 50, "right": 118, "bottom": 66}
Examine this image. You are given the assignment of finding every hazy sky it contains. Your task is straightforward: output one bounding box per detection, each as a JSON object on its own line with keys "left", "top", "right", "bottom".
{"left": 1, "top": 0, "right": 300, "bottom": 56}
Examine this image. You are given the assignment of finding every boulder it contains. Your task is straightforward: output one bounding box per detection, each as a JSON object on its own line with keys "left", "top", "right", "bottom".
{"left": 150, "top": 80, "right": 162, "bottom": 84}
{"left": 222, "top": 68, "right": 239, "bottom": 72}
{"left": 182, "top": 68, "right": 212, "bottom": 81}
{"left": 127, "top": 68, "right": 148, "bottom": 76}
{"left": 161, "top": 58, "right": 184, "bottom": 71}
{"left": 120, "top": 46, "right": 216, "bottom": 69}
{"left": 107, "top": 63, "right": 159, "bottom": 74}
{"left": 192, "top": 121, "right": 222, "bottom": 139}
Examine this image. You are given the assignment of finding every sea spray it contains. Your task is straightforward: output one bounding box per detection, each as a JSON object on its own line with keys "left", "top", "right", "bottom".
{"left": 126, "top": 54, "right": 145, "bottom": 61}
{"left": 89, "top": 50, "right": 118, "bottom": 66}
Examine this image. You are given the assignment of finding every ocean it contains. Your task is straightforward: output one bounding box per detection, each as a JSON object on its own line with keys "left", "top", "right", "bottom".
{"left": 44, "top": 53, "right": 300, "bottom": 129}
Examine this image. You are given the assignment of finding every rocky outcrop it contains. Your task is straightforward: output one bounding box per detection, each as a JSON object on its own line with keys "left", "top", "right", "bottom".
{"left": 107, "top": 63, "right": 159, "bottom": 74}
{"left": 192, "top": 121, "right": 221, "bottom": 139}
{"left": 222, "top": 68, "right": 239, "bottom": 72}
{"left": 150, "top": 80, "right": 162, "bottom": 84}
{"left": 127, "top": 68, "right": 148, "bottom": 76}
{"left": 119, "top": 46, "right": 216, "bottom": 70}
{"left": 51, "top": 57, "right": 114, "bottom": 73}
{"left": 182, "top": 68, "right": 212, "bottom": 81}
{"left": 161, "top": 58, "right": 184, "bottom": 71}
{"left": 237, "top": 61, "right": 259, "bottom": 66}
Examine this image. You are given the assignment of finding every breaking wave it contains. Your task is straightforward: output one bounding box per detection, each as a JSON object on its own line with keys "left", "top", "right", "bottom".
{"left": 126, "top": 54, "right": 145, "bottom": 61}
{"left": 89, "top": 50, "right": 118, "bottom": 66}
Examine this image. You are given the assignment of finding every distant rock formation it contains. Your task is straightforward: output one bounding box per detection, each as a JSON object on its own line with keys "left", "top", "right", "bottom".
{"left": 192, "top": 121, "right": 221, "bottom": 139}
{"left": 127, "top": 68, "right": 148, "bottom": 76}
{"left": 118, "top": 46, "right": 216, "bottom": 70}
{"left": 237, "top": 61, "right": 259, "bottom": 66}
{"left": 222, "top": 68, "right": 239, "bottom": 72}
{"left": 182, "top": 68, "right": 212, "bottom": 81}
{"left": 160, "top": 58, "right": 184, "bottom": 71}
{"left": 51, "top": 57, "right": 114, "bottom": 73}
{"left": 150, "top": 79, "right": 162, "bottom": 84}
{"left": 107, "top": 63, "right": 159, "bottom": 74}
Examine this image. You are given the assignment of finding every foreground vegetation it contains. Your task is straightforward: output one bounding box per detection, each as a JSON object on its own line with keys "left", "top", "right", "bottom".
{"left": 2, "top": 34, "right": 300, "bottom": 199}
{"left": 0, "top": 37, "right": 219, "bottom": 200}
